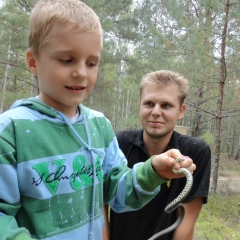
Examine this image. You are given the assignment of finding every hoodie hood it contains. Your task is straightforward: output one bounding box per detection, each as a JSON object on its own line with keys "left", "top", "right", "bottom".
{"left": 10, "top": 97, "right": 89, "bottom": 120}
{"left": 10, "top": 97, "right": 58, "bottom": 118}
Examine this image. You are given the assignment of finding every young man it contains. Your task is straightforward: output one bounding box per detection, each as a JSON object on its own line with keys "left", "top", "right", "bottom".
{"left": 110, "top": 70, "right": 211, "bottom": 240}
{"left": 0, "top": 2, "right": 195, "bottom": 240}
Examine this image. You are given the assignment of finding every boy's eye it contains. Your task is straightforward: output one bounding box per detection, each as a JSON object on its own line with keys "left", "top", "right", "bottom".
{"left": 87, "top": 62, "right": 98, "bottom": 67}
{"left": 59, "top": 59, "right": 72, "bottom": 63}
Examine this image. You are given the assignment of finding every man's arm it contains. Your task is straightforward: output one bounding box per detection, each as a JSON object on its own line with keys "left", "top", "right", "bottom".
{"left": 172, "top": 197, "right": 203, "bottom": 240}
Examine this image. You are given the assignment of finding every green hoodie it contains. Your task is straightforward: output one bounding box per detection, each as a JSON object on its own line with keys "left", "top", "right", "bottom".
{"left": 0, "top": 98, "right": 166, "bottom": 240}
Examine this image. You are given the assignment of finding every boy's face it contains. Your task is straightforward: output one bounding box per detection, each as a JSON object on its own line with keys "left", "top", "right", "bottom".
{"left": 139, "top": 83, "right": 186, "bottom": 141}
{"left": 27, "top": 30, "right": 101, "bottom": 118}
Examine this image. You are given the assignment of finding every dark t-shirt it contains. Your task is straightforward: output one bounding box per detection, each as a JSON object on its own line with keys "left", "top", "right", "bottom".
{"left": 110, "top": 130, "right": 211, "bottom": 240}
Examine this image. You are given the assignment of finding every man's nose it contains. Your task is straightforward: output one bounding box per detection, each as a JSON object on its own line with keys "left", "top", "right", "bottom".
{"left": 152, "top": 105, "right": 161, "bottom": 116}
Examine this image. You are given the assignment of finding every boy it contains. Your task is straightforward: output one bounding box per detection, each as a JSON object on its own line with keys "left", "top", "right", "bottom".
{"left": 0, "top": 1, "right": 195, "bottom": 240}
{"left": 110, "top": 70, "right": 211, "bottom": 240}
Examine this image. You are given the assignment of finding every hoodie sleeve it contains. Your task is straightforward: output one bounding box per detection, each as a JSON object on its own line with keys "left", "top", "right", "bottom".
{"left": 0, "top": 115, "right": 32, "bottom": 239}
{"left": 102, "top": 123, "right": 167, "bottom": 213}
{"left": 0, "top": 215, "right": 32, "bottom": 240}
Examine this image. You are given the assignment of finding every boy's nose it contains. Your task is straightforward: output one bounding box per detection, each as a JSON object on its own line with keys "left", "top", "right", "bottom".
{"left": 73, "top": 63, "right": 87, "bottom": 79}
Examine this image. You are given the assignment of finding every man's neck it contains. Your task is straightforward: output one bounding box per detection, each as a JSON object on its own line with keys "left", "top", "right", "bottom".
{"left": 143, "top": 131, "right": 173, "bottom": 156}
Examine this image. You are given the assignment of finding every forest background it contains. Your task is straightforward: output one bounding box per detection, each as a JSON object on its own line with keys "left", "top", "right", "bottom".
{"left": 0, "top": 0, "right": 240, "bottom": 238}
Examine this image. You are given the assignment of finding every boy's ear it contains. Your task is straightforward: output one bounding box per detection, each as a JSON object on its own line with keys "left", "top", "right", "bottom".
{"left": 26, "top": 49, "right": 37, "bottom": 75}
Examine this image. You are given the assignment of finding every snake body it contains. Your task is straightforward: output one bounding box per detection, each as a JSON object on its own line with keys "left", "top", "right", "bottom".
{"left": 148, "top": 157, "right": 193, "bottom": 240}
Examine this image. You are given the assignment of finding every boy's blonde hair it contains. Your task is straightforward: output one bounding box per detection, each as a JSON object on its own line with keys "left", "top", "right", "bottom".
{"left": 140, "top": 70, "right": 189, "bottom": 105}
{"left": 29, "top": 0, "right": 103, "bottom": 56}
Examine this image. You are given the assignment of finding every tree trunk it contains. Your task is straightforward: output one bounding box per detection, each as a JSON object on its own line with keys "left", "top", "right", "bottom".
{"left": 235, "top": 136, "right": 240, "bottom": 160}
{"left": 0, "top": 36, "right": 12, "bottom": 113}
{"left": 191, "top": 87, "right": 203, "bottom": 137}
{"left": 230, "top": 123, "right": 236, "bottom": 158}
{"left": 226, "top": 116, "right": 231, "bottom": 159}
{"left": 211, "top": 0, "right": 230, "bottom": 193}
{"left": 113, "top": 62, "right": 123, "bottom": 132}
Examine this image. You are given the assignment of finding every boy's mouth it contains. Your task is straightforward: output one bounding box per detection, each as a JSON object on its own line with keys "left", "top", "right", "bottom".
{"left": 66, "top": 86, "right": 85, "bottom": 90}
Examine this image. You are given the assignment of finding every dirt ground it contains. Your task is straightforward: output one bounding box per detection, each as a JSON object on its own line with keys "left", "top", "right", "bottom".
{"left": 210, "top": 176, "right": 240, "bottom": 193}
{"left": 211, "top": 158, "right": 240, "bottom": 193}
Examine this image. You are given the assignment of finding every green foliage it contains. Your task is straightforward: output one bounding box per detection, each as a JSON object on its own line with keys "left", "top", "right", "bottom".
{"left": 2, "top": 90, "right": 31, "bottom": 110}
{"left": 0, "top": 0, "right": 37, "bottom": 112}
{"left": 201, "top": 132, "right": 215, "bottom": 150}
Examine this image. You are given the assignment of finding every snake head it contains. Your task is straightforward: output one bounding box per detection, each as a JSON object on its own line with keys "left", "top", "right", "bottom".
{"left": 175, "top": 157, "right": 185, "bottom": 163}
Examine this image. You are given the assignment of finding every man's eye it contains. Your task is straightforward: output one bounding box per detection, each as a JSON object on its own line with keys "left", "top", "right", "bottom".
{"left": 145, "top": 102, "right": 154, "bottom": 107}
{"left": 163, "top": 104, "right": 171, "bottom": 108}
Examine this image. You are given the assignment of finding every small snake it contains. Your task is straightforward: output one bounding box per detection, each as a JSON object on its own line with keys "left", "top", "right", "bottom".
{"left": 148, "top": 157, "right": 193, "bottom": 240}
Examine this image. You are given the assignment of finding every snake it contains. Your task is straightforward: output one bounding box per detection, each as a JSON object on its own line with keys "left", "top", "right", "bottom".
{"left": 148, "top": 157, "right": 193, "bottom": 240}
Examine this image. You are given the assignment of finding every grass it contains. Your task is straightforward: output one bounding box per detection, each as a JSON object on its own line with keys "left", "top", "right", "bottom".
{"left": 194, "top": 157, "right": 240, "bottom": 239}
{"left": 194, "top": 194, "right": 240, "bottom": 239}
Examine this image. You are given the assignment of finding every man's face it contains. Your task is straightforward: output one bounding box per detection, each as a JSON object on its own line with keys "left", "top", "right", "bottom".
{"left": 139, "top": 83, "right": 186, "bottom": 141}
{"left": 27, "top": 30, "right": 102, "bottom": 118}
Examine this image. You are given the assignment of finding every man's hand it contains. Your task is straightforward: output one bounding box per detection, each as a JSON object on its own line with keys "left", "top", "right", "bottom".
{"left": 151, "top": 149, "right": 196, "bottom": 179}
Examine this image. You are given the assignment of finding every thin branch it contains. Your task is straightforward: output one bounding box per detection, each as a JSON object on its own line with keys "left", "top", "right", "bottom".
{"left": 0, "top": 61, "right": 27, "bottom": 69}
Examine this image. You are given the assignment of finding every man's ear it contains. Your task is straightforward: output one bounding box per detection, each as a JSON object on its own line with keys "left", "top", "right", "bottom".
{"left": 178, "top": 103, "right": 186, "bottom": 120}
{"left": 26, "top": 49, "right": 37, "bottom": 75}
{"left": 138, "top": 99, "right": 141, "bottom": 116}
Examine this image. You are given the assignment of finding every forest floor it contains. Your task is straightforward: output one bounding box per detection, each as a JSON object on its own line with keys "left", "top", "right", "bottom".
{"left": 194, "top": 157, "right": 240, "bottom": 239}
{"left": 215, "top": 156, "right": 240, "bottom": 193}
